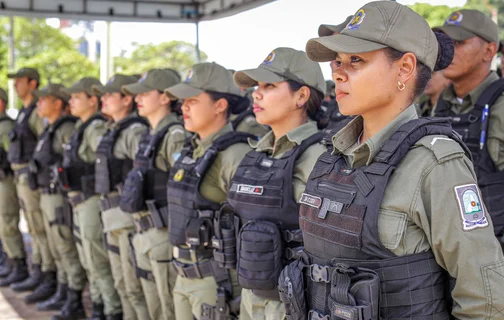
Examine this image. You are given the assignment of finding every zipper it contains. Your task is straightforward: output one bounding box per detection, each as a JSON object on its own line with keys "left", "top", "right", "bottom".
{"left": 317, "top": 181, "right": 357, "bottom": 206}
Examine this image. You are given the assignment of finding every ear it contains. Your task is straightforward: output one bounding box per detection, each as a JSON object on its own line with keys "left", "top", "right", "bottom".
{"left": 122, "top": 95, "right": 133, "bottom": 107}
{"left": 398, "top": 52, "right": 417, "bottom": 85}
{"left": 294, "top": 86, "right": 311, "bottom": 107}
{"left": 482, "top": 41, "right": 498, "bottom": 63}
{"left": 159, "top": 93, "right": 171, "bottom": 106}
{"left": 28, "top": 79, "right": 38, "bottom": 91}
{"left": 214, "top": 97, "right": 229, "bottom": 116}
{"left": 89, "top": 95, "right": 99, "bottom": 108}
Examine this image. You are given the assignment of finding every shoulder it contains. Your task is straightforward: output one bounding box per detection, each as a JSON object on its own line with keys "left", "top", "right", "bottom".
{"left": 219, "top": 141, "right": 253, "bottom": 166}
{"left": 412, "top": 134, "right": 467, "bottom": 164}
{"left": 123, "top": 121, "right": 148, "bottom": 137}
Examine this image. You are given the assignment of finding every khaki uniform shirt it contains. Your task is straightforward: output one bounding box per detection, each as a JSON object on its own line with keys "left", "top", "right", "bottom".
{"left": 230, "top": 113, "right": 269, "bottom": 139}
{"left": 332, "top": 104, "right": 504, "bottom": 319}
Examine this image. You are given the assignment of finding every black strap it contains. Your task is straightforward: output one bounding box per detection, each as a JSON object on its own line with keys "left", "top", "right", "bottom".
{"left": 99, "top": 195, "right": 122, "bottom": 211}
{"left": 231, "top": 109, "right": 254, "bottom": 130}
{"left": 68, "top": 193, "right": 87, "bottom": 207}
{"left": 133, "top": 215, "right": 155, "bottom": 233}
{"left": 102, "top": 235, "right": 120, "bottom": 255}
{"left": 475, "top": 78, "right": 504, "bottom": 109}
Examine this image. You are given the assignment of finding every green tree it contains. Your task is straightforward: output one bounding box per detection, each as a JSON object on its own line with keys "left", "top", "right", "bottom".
{"left": 0, "top": 17, "right": 99, "bottom": 94}
{"left": 114, "top": 40, "right": 207, "bottom": 77}
{"left": 408, "top": 3, "right": 455, "bottom": 28}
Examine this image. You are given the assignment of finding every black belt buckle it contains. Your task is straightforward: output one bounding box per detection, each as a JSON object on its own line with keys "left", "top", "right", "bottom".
{"left": 310, "top": 264, "right": 330, "bottom": 283}
{"left": 308, "top": 310, "right": 329, "bottom": 320}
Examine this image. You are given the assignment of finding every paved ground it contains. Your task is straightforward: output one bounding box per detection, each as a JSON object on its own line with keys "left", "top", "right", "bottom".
{"left": 0, "top": 213, "right": 92, "bottom": 320}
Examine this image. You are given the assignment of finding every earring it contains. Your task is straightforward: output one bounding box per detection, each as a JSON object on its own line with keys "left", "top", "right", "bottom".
{"left": 397, "top": 81, "right": 406, "bottom": 91}
{"left": 297, "top": 102, "right": 302, "bottom": 108}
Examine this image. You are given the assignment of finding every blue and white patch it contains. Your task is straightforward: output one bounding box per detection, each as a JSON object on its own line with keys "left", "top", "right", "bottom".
{"left": 454, "top": 184, "right": 488, "bottom": 231}
{"left": 185, "top": 69, "right": 194, "bottom": 82}
{"left": 345, "top": 9, "right": 366, "bottom": 31}
{"left": 262, "top": 51, "right": 276, "bottom": 65}
{"left": 172, "top": 152, "right": 181, "bottom": 162}
{"left": 446, "top": 11, "right": 463, "bottom": 25}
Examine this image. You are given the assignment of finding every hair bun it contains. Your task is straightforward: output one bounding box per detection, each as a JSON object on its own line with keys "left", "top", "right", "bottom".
{"left": 231, "top": 96, "right": 250, "bottom": 115}
{"left": 434, "top": 32, "right": 454, "bottom": 71}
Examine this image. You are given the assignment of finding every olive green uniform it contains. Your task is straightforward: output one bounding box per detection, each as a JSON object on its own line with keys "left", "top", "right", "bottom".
{"left": 229, "top": 113, "right": 269, "bottom": 138}
{"left": 240, "top": 121, "right": 326, "bottom": 320}
{"left": 100, "top": 115, "right": 150, "bottom": 320}
{"left": 69, "top": 114, "right": 122, "bottom": 315}
{"left": 332, "top": 104, "right": 504, "bottom": 319}
{"left": 12, "top": 108, "right": 54, "bottom": 272}
{"left": 130, "top": 113, "right": 185, "bottom": 320}
{"left": 39, "top": 120, "right": 87, "bottom": 290}
{"left": 172, "top": 123, "right": 252, "bottom": 320}
{"left": 0, "top": 112, "right": 23, "bottom": 260}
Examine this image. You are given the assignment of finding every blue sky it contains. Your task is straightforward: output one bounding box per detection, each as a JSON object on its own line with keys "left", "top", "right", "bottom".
{"left": 97, "top": 0, "right": 467, "bottom": 80}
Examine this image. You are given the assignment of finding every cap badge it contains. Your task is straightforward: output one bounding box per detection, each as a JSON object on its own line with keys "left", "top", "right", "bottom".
{"left": 107, "top": 76, "right": 116, "bottom": 85}
{"left": 185, "top": 69, "right": 194, "bottom": 82}
{"left": 446, "top": 11, "right": 463, "bottom": 25}
{"left": 263, "top": 51, "right": 276, "bottom": 65}
{"left": 139, "top": 72, "right": 148, "bottom": 83}
{"left": 346, "top": 9, "right": 366, "bottom": 31}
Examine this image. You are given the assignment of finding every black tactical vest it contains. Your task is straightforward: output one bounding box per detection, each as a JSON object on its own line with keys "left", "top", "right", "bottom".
{"left": 95, "top": 116, "right": 148, "bottom": 195}
{"left": 298, "top": 118, "right": 465, "bottom": 319}
{"left": 167, "top": 132, "right": 254, "bottom": 251}
{"left": 226, "top": 132, "right": 323, "bottom": 300}
{"left": 32, "top": 116, "right": 77, "bottom": 188}
{"left": 8, "top": 101, "right": 38, "bottom": 164}
{"left": 435, "top": 79, "right": 504, "bottom": 240}
{"left": 0, "top": 117, "right": 14, "bottom": 176}
{"left": 59, "top": 114, "right": 105, "bottom": 195}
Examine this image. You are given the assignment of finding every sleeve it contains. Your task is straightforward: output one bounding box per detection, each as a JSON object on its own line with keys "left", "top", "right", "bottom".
{"left": 53, "top": 122, "right": 75, "bottom": 155}
{"left": 219, "top": 143, "right": 253, "bottom": 194}
{"left": 487, "top": 99, "right": 504, "bottom": 171}
{"left": 236, "top": 116, "right": 269, "bottom": 138}
{"left": 115, "top": 123, "right": 148, "bottom": 160}
{"left": 416, "top": 155, "right": 504, "bottom": 319}
{"left": 86, "top": 120, "right": 107, "bottom": 153}
{"left": 29, "top": 111, "right": 45, "bottom": 137}
{"left": 292, "top": 143, "right": 326, "bottom": 203}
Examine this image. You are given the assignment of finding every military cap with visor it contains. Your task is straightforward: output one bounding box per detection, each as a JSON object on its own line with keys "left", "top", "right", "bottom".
{"left": 92, "top": 74, "right": 139, "bottom": 96}
{"left": 306, "top": 1, "right": 441, "bottom": 71}
{"left": 233, "top": 47, "right": 326, "bottom": 96}
{"left": 121, "top": 69, "right": 181, "bottom": 96}
{"left": 61, "top": 77, "right": 103, "bottom": 96}
{"left": 165, "top": 62, "right": 241, "bottom": 100}
{"left": 33, "top": 83, "right": 70, "bottom": 103}
{"left": 318, "top": 15, "right": 354, "bottom": 37}
{"left": 434, "top": 9, "right": 499, "bottom": 44}
{"left": 7, "top": 68, "right": 40, "bottom": 83}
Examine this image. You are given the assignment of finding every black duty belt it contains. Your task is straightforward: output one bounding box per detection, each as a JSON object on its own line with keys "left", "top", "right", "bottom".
{"left": 173, "top": 246, "right": 214, "bottom": 261}
{"left": 171, "top": 259, "right": 217, "bottom": 279}
{"left": 133, "top": 215, "right": 155, "bottom": 233}
{"left": 68, "top": 193, "right": 88, "bottom": 207}
{"left": 13, "top": 166, "right": 30, "bottom": 177}
{"left": 40, "top": 187, "right": 59, "bottom": 195}
{"left": 99, "top": 195, "right": 121, "bottom": 211}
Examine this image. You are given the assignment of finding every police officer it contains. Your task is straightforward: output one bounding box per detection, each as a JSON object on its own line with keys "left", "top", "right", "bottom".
{"left": 224, "top": 47, "right": 327, "bottom": 320}
{"left": 92, "top": 74, "right": 150, "bottom": 320}
{"left": 433, "top": 10, "right": 504, "bottom": 249}
{"left": 0, "top": 88, "right": 25, "bottom": 283}
{"left": 2, "top": 68, "right": 54, "bottom": 292}
{"left": 277, "top": 1, "right": 504, "bottom": 319}
{"left": 24, "top": 84, "right": 87, "bottom": 310}
{"left": 56, "top": 77, "right": 122, "bottom": 320}
{"left": 120, "top": 69, "right": 185, "bottom": 320}
{"left": 416, "top": 71, "right": 450, "bottom": 117}
{"left": 164, "top": 62, "right": 253, "bottom": 320}
{"left": 227, "top": 69, "right": 269, "bottom": 138}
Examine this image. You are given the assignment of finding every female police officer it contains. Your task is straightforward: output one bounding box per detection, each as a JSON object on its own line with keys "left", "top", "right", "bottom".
{"left": 278, "top": 1, "right": 504, "bottom": 319}
{"left": 213, "top": 47, "right": 327, "bottom": 320}
{"left": 164, "top": 62, "right": 253, "bottom": 320}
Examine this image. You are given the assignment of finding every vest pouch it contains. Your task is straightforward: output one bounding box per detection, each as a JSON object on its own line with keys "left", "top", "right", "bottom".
{"left": 95, "top": 154, "right": 111, "bottom": 194}
{"left": 80, "top": 174, "right": 96, "bottom": 197}
{"left": 327, "top": 266, "right": 379, "bottom": 320}
{"left": 278, "top": 258, "right": 307, "bottom": 320}
{"left": 237, "top": 220, "right": 283, "bottom": 291}
{"left": 185, "top": 212, "right": 213, "bottom": 248}
{"left": 27, "top": 161, "right": 38, "bottom": 191}
{"left": 213, "top": 205, "right": 238, "bottom": 269}
{"left": 119, "top": 168, "right": 147, "bottom": 213}
{"left": 54, "top": 200, "right": 73, "bottom": 229}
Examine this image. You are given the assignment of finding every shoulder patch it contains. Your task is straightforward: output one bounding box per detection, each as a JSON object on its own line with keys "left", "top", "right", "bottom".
{"left": 129, "top": 123, "right": 145, "bottom": 130}
{"left": 244, "top": 116, "right": 256, "bottom": 124}
{"left": 89, "top": 119, "right": 103, "bottom": 129}
{"left": 170, "top": 127, "right": 185, "bottom": 136}
{"left": 415, "top": 135, "right": 465, "bottom": 163}
{"left": 454, "top": 184, "right": 488, "bottom": 231}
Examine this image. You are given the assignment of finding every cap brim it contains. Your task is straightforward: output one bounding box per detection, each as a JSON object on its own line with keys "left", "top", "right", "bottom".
{"left": 32, "top": 90, "right": 52, "bottom": 99}
{"left": 164, "top": 83, "right": 204, "bottom": 100}
{"left": 7, "top": 73, "right": 20, "bottom": 79}
{"left": 121, "top": 83, "right": 153, "bottom": 96}
{"left": 306, "top": 34, "right": 388, "bottom": 62}
{"left": 318, "top": 24, "right": 339, "bottom": 37}
{"left": 92, "top": 84, "right": 118, "bottom": 96}
{"left": 234, "top": 68, "right": 285, "bottom": 88}
{"left": 435, "top": 25, "right": 477, "bottom": 41}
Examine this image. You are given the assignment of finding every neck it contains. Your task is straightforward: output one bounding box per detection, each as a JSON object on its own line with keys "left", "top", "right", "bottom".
{"left": 112, "top": 110, "right": 129, "bottom": 123}
{"left": 271, "top": 114, "right": 307, "bottom": 143}
{"left": 198, "top": 117, "right": 227, "bottom": 141}
{"left": 147, "top": 108, "right": 170, "bottom": 131}
{"left": 360, "top": 100, "right": 408, "bottom": 144}
{"left": 47, "top": 112, "right": 63, "bottom": 125}
{"left": 22, "top": 93, "right": 34, "bottom": 108}
{"left": 80, "top": 109, "right": 96, "bottom": 123}
{"left": 452, "top": 67, "right": 490, "bottom": 99}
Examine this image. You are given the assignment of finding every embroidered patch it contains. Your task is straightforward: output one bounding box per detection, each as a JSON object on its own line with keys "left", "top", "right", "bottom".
{"left": 139, "top": 72, "right": 149, "bottom": 83}
{"left": 260, "top": 159, "right": 273, "bottom": 168}
{"left": 181, "top": 156, "right": 196, "bottom": 165}
{"left": 318, "top": 198, "right": 343, "bottom": 219}
{"left": 454, "top": 184, "right": 488, "bottom": 231}
{"left": 446, "top": 11, "right": 463, "bottom": 25}
{"left": 172, "top": 152, "right": 181, "bottom": 162}
{"left": 299, "top": 193, "right": 322, "bottom": 209}
{"left": 185, "top": 69, "right": 193, "bottom": 82}
{"left": 236, "top": 184, "right": 264, "bottom": 195}
{"left": 346, "top": 9, "right": 366, "bottom": 31}
{"left": 339, "top": 168, "right": 354, "bottom": 175}
{"left": 174, "top": 169, "right": 184, "bottom": 182}
{"left": 263, "top": 51, "right": 276, "bottom": 65}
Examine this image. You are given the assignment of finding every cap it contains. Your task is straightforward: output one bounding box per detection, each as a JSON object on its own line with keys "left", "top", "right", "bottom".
{"left": 33, "top": 83, "right": 70, "bottom": 103}
{"left": 122, "top": 69, "right": 181, "bottom": 96}
{"left": 7, "top": 68, "right": 40, "bottom": 83}
{"left": 0, "top": 89, "right": 7, "bottom": 105}
{"left": 318, "top": 15, "right": 353, "bottom": 37}
{"left": 92, "top": 74, "right": 138, "bottom": 95}
{"left": 61, "top": 77, "right": 102, "bottom": 96}
{"left": 306, "top": 1, "right": 439, "bottom": 71}
{"left": 435, "top": 10, "right": 498, "bottom": 44}
{"left": 234, "top": 47, "right": 326, "bottom": 96}
{"left": 165, "top": 62, "right": 241, "bottom": 100}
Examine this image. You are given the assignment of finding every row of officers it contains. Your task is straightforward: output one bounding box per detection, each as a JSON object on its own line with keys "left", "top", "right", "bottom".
{"left": 0, "top": 2, "right": 503, "bottom": 319}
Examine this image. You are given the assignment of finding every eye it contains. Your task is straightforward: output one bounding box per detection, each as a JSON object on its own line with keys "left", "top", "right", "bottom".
{"left": 350, "top": 56, "right": 362, "bottom": 63}
{"left": 330, "top": 60, "right": 341, "bottom": 72}
{"left": 264, "top": 83, "right": 275, "bottom": 88}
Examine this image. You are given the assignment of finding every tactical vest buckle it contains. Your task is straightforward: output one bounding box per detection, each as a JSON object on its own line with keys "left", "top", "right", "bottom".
{"left": 468, "top": 114, "right": 479, "bottom": 123}
{"left": 284, "top": 246, "right": 304, "bottom": 260}
{"left": 308, "top": 310, "right": 329, "bottom": 320}
{"left": 282, "top": 229, "right": 303, "bottom": 243}
{"left": 310, "top": 264, "right": 331, "bottom": 283}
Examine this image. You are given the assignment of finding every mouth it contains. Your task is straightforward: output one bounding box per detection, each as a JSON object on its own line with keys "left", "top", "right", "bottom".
{"left": 183, "top": 114, "right": 190, "bottom": 120}
{"left": 335, "top": 90, "right": 348, "bottom": 101}
{"left": 252, "top": 104, "right": 264, "bottom": 113}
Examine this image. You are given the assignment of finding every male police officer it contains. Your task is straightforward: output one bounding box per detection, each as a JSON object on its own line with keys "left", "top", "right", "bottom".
{"left": 2, "top": 68, "right": 55, "bottom": 292}
{"left": 0, "top": 88, "right": 26, "bottom": 284}
{"left": 434, "top": 10, "right": 504, "bottom": 248}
